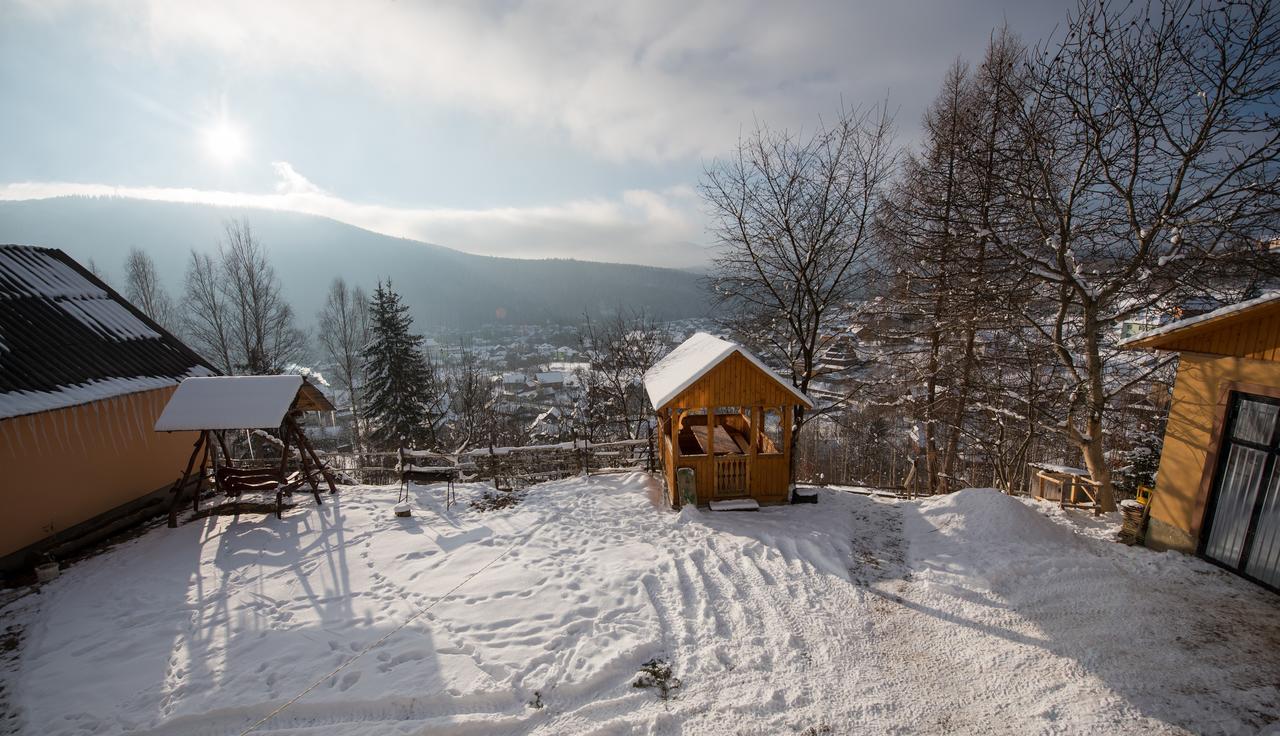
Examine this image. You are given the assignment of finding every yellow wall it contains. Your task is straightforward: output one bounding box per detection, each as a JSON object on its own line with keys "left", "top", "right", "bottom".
{"left": 0, "top": 386, "right": 198, "bottom": 559}
{"left": 1149, "top": 352, "right": 1280, "bottom": 552}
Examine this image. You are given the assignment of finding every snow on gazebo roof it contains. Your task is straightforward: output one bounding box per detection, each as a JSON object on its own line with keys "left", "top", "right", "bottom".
{"left": 154, "top": 375, "right": 335, "bottom": 431}
{"left": 643, "top": 332, "right": 814, "bottom": 410}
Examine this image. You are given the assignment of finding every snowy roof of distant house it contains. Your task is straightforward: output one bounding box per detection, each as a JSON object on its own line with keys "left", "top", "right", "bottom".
{"left": 1119, "top": 291, "right": 1280, "bottom": 350}
{"left": 643, "top": 332, "right": 814, "bottom": 410}
{"left": 0, "top": 244, "right": 215, "bottom": 421}
{"left": 502, "top": 372, "right": 527, "bottom": 384}
{"left": 536, "top": 371, "right": 564, "bottom": 383}
{"left": 154, "top": 375, "right": 335, "bottom": 431}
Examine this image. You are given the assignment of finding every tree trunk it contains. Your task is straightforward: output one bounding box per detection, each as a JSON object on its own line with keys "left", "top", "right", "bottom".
{"left": 1078, "top": 308, "right": 1117, "bottom": 512}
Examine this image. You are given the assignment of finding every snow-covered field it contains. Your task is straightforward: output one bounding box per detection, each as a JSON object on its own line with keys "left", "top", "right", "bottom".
{"left": 3, "top": 475, "right": 1277, "bottom": 735}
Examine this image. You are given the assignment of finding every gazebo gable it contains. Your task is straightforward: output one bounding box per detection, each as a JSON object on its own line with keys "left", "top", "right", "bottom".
{"left": 666, "top": 351, "right": 806, "bottom": 410}
{"left": 644, "top": 332, "right": 813, "bottom": 412}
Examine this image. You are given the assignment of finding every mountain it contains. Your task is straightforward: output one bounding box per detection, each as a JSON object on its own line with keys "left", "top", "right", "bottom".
{"left": 0, "top": 197, "right": 710, "bottom": 328}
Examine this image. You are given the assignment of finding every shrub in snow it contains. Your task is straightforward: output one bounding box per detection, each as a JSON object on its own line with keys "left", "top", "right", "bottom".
{"left": 633, "top": 658, "right": 681, "bottom": 701}
{"left": 1115, "top": 421, "right": 1165, "bottom": 500}
{"left": 469, "top": 491, "right": 525, "bottom": 512}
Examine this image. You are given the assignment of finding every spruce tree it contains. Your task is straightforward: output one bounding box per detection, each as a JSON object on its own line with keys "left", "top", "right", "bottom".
{"left": 362, "top": 280, "right": 438, "bottom": 449}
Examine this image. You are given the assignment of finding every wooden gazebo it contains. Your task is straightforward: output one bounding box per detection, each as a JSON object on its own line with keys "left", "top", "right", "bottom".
{"left": 645, "top": 333, "right": 814, "bottom": 509}
{"left": 154, "top": 375, "right": 338, "bottom": 524}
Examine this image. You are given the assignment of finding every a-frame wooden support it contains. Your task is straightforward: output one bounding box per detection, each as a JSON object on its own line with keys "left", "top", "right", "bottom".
{"left": 166, "top": 430, "right": 209, "bottom": 528}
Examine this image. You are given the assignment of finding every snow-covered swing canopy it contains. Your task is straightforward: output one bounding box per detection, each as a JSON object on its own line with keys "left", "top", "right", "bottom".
{"left": 645, "top": 333, "right": 813, "bottom": 509}
{"left": 154, "top": 375, "right": 338, "bottom": 525}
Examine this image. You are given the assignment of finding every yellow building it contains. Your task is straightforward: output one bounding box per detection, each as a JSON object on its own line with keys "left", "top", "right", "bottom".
{"left": 1122, "top": 292, "right": 1280, "bottom": 589}
{"left": 0, "top": 245, "right": 214, "bottom": 571}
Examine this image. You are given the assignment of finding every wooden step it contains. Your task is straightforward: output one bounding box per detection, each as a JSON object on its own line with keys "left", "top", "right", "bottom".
{"left": 709, "top": 499, "right": 760, "bottom": 512}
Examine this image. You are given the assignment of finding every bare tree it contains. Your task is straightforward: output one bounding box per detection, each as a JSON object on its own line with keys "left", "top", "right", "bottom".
{"left": 578, "top": 308, "right": 664, "bottom": 440}
{"left": 702, "top": 104, "right": 897, "bottom": 467}
{"left": 183, "top": 250, "right": 235, "bottom": 374}
{"left": 447, "top": 340, "right": 495, "bottom": 450}
{"left": 220, "top": 221, "right": 308, "bottom": 374}
{"left": 123, "top": 247, "right": 179, "bottom": 333}
{"left": 182, "top": 220, "right": 308, "bottom": 375}
{"left": 994, "top": 0, "right": 1280, "bottom": 510}
{"left": 876, "top": 61, "right": 973, "bottom": 494}
{"left": 317, "top": 277, "right": 371, "bottom": 454}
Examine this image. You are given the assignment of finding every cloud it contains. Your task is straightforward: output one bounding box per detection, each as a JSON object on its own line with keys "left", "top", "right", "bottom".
{"left": 0, "top": 163, "right": 710, "bottom": 268}
{"left": 271, "top": 161, "right": 324, "bottom": 196}
{"left": 20, "top": 0, "right": 1067, "bottom": 162}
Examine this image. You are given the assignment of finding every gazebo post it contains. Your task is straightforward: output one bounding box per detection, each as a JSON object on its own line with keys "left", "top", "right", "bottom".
{"left": 210, "top": 430, "right": 224, "bottom": 497}
{"left": 278, "top": 420, "right": 292, "bottom": 485}
{"left": 166, "top": 431, "right": 207, "bottom": 528}
{"left": 192, "top": 434, "right": 210, "bottom": 514}
{"left": 707, "top": 405, "right": 718, "bottom": 498}
{"left": 289, "top": 414, "right": 337, "bottom": 494}
{"left": 749, "top": 406, "right": 760, "bottom": 494}
{"left": 215, "top": 430, "right": 234, "bottom": 469}
{"left": 783, "top": 404, "right": 794, "bottom": 490}
{"left": 670, "top": 408, "right": 682, "bottom": 507}
{"left": 290, "top": 422, "right": 324, "bottom": 504}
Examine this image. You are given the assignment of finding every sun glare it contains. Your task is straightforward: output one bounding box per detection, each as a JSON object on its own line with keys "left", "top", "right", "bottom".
{"left": 203, "top": 121, "right": 245, "bottom": 165}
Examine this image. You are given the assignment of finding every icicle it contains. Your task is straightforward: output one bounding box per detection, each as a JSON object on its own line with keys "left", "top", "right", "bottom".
{"left": 73, "top": 404, "right": 88, "bottom": 456}
{"left": 6, "top": 419, "right": 22, "bottom": 455}
{"left": 105, "top": 397, "right": 120, "bottom": 455}
{"left": 28, "top": 415, "right": 43, "bottom": 455}
{"left": 59, "top": 407, "right": 71, "bottom": 454}
{"left": 124, "top": 394, "right": 139, "bottom": 443}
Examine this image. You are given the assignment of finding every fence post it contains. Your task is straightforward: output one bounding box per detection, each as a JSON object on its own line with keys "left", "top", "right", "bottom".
{"left": 490, "top": 444, "right": 499, "bottom": 490}
{"left": 645, "top": 424, "right": 655, "bottom": 473}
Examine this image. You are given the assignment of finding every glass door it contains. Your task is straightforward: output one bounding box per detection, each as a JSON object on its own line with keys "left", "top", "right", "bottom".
{"left": 1203, "top": 393, "right": 1280, "bottom": 589}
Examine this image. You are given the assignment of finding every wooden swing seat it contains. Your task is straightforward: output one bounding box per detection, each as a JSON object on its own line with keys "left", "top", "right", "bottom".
{"left": 217, "top": 467, "right": 301, "bottom": 494}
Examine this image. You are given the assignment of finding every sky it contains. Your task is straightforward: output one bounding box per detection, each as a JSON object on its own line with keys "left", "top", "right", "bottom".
{"left": 0, "top": 0, "right": 1074, "bottom": 269}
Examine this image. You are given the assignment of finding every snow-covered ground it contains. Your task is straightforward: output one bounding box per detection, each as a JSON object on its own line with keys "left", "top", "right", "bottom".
{"left": 3, "top": 476, "right": 1277, "bottom": 735}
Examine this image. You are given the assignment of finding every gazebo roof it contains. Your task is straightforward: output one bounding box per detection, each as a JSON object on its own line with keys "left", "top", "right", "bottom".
{"left": 644, "top": 332, "right": 814, "bottom": 410}
{"left": 154, "top": 375, "right": 335, "bottom": 431}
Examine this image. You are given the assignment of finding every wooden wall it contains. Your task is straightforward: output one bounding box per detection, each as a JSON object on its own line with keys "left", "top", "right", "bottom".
{"left": 658, "top": 351, "right": 802, "bottom": 507}
{"left": 1148, "top": 352, "right": 1280, "bottom": 553}
{"left": 0, "top": 386, "right": 197, "bottom": 560}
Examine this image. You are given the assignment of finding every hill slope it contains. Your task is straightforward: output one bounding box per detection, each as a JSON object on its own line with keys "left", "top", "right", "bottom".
{"left": 0, "top": 197, "right": 709, "bottom": 327}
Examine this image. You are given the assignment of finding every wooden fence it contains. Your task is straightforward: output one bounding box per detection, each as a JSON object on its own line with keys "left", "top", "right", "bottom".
{"left": 319, "top": 437, "right": 656, "bottom": 488}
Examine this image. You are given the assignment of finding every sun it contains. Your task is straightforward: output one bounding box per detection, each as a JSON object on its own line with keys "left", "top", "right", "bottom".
{"left": 202, "top": 121, "right": 245, "bottom": 165}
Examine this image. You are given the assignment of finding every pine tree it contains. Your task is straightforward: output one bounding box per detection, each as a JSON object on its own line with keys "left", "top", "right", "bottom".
{"left": 362, "top": 281, "right": 439, "bottom": 450}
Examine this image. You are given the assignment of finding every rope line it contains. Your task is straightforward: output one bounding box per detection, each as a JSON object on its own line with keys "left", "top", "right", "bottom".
{"left": 238, "top": 525, "right": 530, "bottom": 735}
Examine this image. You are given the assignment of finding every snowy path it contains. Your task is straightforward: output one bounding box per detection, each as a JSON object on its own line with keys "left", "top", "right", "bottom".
{"left": 3, "top": 475, "right": 1277, "bottom": 734}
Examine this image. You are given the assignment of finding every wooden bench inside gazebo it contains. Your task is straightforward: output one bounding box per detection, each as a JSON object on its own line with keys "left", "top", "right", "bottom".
{"left": 645, "top": 333, "right": 814, "bottom": 509}
{"left": 154, "top": 375, "right": 338, "bottom": 525}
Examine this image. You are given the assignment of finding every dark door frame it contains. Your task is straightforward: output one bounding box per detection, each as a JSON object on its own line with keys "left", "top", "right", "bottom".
{"left": 1198, "top": 389, "right": 1280, "bottom": 593}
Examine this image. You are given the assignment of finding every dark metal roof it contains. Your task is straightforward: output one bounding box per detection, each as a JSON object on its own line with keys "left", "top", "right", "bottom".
{"left": 0, "top": 244, "right": 216, "bottom": 419}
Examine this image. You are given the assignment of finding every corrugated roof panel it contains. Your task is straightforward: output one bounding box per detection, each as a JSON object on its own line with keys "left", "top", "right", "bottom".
{"left": 0, "top": 244, "right": 216, "bottom": 419}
